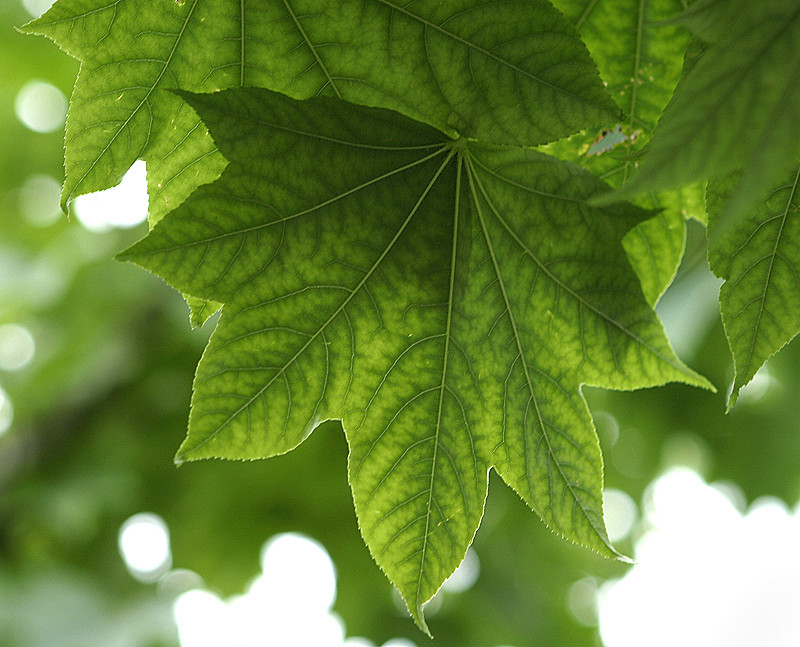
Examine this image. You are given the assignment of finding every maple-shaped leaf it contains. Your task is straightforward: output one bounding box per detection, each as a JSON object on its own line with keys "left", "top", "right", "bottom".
{"left": 548, "top": 0, "right": 706, "bottom": 306}
{"left": 120, "top": 88, "right": 709, "bottom": 632}
{"left": 22, "top": 0, "right": 620, "bottom": 215}
{"left": 708, "top": 164, "right": 800, "bottom": 409}
{"left": 595, "top": 0, "right": 800, "bottom": 240}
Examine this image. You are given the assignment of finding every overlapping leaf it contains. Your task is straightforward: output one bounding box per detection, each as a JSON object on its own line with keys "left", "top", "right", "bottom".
{"left": 597, "top": 0, "right": 800, "bottom": 241}
{"left": 548, "top": 0, "right": 703, "bottom": 306}
{"left": 22, "top": 0, "right": 620, "bottom": 214}
{"left": 121, "top": 88, "right": 709, "bottom": 630}
{"left": 708, "top": 165, "right": 800, "bottom": 409}
{"left": 671, "top": 0, "right": 753, "bottom": 43}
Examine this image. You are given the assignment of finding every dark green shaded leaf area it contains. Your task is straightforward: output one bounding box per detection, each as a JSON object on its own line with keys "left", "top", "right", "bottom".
{"left": 708, "top": 164, "right": 800, "bottom": 410}
{"left": 599, "top": 0, "right": 800, "bottom": 236}
{"left": 22, "top": 0, "right": 619, "bottom": 216}
{"left": 122, "top": 88, "right": 709, "bottom": 630}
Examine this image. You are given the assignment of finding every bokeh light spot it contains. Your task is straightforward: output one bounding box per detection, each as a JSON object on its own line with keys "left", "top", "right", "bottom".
{"left": 158, "top": 568, "right": 205, "bottom": 597}
{"left": 0, "top": 386, "right": 13, "bottom": 437}
{"left": 170, "top": 531, "right": 418, "bottom": 646}
{"left": 73, "top": 160, "right": 149, "bottom": 233}
{"left": 14, "top": 80, "right": 67, "bottom": 133}
{"left": 174, "top": 589, "right": 235, "bottom": 647}
{"left": 18, "top": 174, "right": 63, "bottom": 227}
{"left": 343, "top": 639, "right": 376, "bottom": 647}
{"left": 737, "top": 365, "right": 777, "bottom": 405}
{"left": 442, "top": 548, "right": 480, "bottom": 593}
{"left": 567, "top": 577, "right": 599, "bottom": 627}
{"left": 594, "top": 410, "right": 620, "bottom": 447}
{"left": 660, "top": 432, "right": 712, "bottom": 475}
{"left": 603, "top": 488, "right": 638, "bottom": 543}
{"left": 259, "top": 532, "right": 337, "bottom": 613}
{"left": 118, "top": 512, "right": 172, "bottom": 582}
{"left": 0, "top": 324, "right": 36, "bottom": 371}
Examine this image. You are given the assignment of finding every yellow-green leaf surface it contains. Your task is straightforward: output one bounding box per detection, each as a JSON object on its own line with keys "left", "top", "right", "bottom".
{"left": 548, "top": 0, "right": 700, "bottom": 306}
{"left": 598, "top": 0, "right": 800, "bottom": 240}
{"left": 22, "top": 0, "right": 620, "bottom": 214}
{"left": 708, "top": 165, "right": 800, "bottom": 409}
{"left": 121, "top": 88, "right": 709, "bottom": 631}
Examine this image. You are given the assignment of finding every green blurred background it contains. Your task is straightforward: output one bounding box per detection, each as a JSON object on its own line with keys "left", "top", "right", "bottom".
{"left": 2, "top": 2, "right": 800, "bottom": 646}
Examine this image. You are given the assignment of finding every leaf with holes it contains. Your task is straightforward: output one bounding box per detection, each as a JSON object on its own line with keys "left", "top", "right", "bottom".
{"left": 22, "top": 0, "right": 619, "bottom": 217}
{"left": 547, "top": 0, "right": 703, "bottom": 306}
{"left": 708, "top": 164, "right": 800, "bottom": 409}
{"left": 594, "top": 0, "right": 800, "bottom": 241}
{"left": 121, "top": 88, "right": 709, "bottom": 631}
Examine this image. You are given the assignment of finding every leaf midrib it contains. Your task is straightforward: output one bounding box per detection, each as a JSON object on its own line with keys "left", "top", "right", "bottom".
{"left": 622, "top": 0, "right": 646, "bottom": 185}
{"left": 66, "top": 0, "right": 201, "bottom": 204}
{"left": 372, "top": 0, "right": 603, "bottom": 108}
{"left": 183, "top": 151, "right": 456, "bottom": 455}
{"left": 128, "top": 147, "right": 446, "bottom": 257}
{"left": 283, "top": 0, "right": 342, "bottom": 98}
{"left": 470, "top": 153, "right": 695, "bottom": 381}
{"left": 466, "top": 155, "right": 612, "bottom": 550}
{"left": 734, "top": 165, "right": 800, "bottom": 385}
{"left": 414, "top": 155, "right": 464, "bottom": 620}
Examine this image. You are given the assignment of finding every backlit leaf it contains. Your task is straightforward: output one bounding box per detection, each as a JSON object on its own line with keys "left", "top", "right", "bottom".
{"left": 549, "top": 0, "right": 700, "bottom": 305}
{"left": 597, "top": 0, "right": 800, "bottom": 241}
{"left": 708, "top": 164, "right": 800, "bottom": 409}
{"left": 22, "top": 0, "right": 620, "bottom": 212}
{"left": 121, "top": 88, "right": 710, "bottom": 630}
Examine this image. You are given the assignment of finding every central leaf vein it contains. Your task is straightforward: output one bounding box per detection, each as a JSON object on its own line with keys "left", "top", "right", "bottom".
{"left": 466, "top": 156, "right": 608, "bottom": 544}
{"left": 189, "top": 150, "right": 456, "bottom": 452}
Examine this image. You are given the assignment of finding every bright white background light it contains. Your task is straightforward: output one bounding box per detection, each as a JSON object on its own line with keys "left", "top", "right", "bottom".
{"left": 21, "top": 0, "right": 56, "bottom": 18}
{"left": 0, "top": 324, "right": 36, "bottom": 372}
{"left": 442, "top": 548, "right": 480, "bottom": 594}
{"left": 172, "top": 532, "right": 420, "bottom": 647}
{"left": 598, "top": 468, "right": 800, "bottom": 647}
{"left": 258, "top": 532, "right": 337, "bottom": 613}
{"left": 73, "top": 160, "right": 149, "bottom": 233}
{"left": 14, "top": 80, "right": 67, "bottom": 134}
{"left": 175, "top": 589, "right": 235, "bottom": 647}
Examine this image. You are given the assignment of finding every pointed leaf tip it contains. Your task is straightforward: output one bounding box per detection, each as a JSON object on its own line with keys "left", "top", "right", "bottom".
{"left": 410, "top": 602, "right": 432, "bottom": 638}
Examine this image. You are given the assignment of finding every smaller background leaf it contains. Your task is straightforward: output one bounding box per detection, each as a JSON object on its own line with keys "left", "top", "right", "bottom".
{"left": 707, "top": 164, "right": 800, "bottom": 409}
{"left": 547, "top": 0, "right": 702, "bottom": 305}
{"left": 597, "top": 0, "right": 800, "bottom": 242}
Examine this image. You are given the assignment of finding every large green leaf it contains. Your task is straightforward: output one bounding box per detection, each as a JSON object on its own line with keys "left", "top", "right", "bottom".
{"left": 121, "top": 88, "right": 709, "bottom": 630}
{"left": 596, "top": 1, "right": 800, "bottom": 240}
{"left": 22, "top": 0, "right": 620, "bottom": 213}
{"left": 546, "top": 0, "right": 700, "bottom": 306}
{"left": 708, "top": 164, "right": 800, "bottom": 409}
